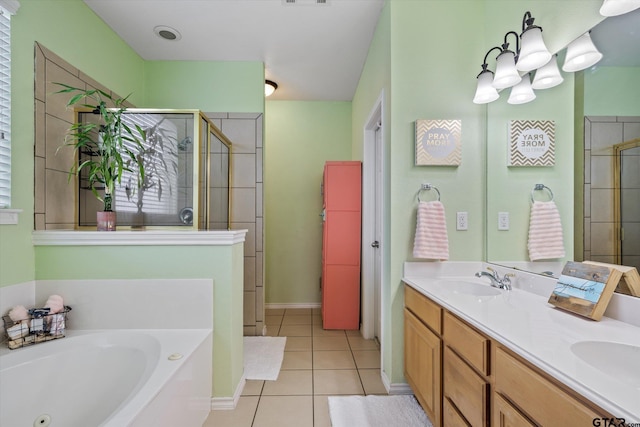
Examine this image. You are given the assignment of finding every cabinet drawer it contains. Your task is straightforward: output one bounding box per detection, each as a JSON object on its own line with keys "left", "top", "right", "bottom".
{"left": 494, "top": 347, "right": 604, "bottom": 426}
{"left": 444, "top": 397, "right": 471, "bottom": 427}
{"left": 404, "top": 284, "right": 442, "bottom": 334}
{"left": 443, "top": 311, "right": 490, "bottom": 375}
{"left": 492, "top": 393, "right": 535, "bottom": 427}
{"left": 444, "top": 346, "right": 489, "bottom": 427}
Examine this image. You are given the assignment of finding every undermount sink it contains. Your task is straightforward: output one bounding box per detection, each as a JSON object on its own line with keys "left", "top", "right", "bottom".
{"left": 570, "top": 341, "right": 640, "bottom": 389}
{"left": 435, "top": 280, "right": 502, "bottom": 297}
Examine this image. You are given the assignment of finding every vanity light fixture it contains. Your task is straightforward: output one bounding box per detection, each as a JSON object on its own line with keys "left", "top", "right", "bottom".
{"left": 492, "top": 32, "right": 522, "bottom": 89}
{"left": 531, "top": 54, "right": 564, "bottom": 89}
{"left": 599, "top": 0, "right": 640, "bottom": 16}
{"left": 562, "top": 32, "right": 603, "bottom": 72}
{"left": 516, "top": 11, "right": 552, "bottom": 72}
{"left": 265, "top": 79, "right": 278, "bottom": 97}
{"left": 508, "top": 73, "right": 536, "bottom": 104}
{"left": 473, "top": 47, "right": 502, "bottom": 104}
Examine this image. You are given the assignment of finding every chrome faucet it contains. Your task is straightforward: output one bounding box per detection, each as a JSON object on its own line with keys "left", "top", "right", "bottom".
{"left": 475, "top": 267, "right": 514, "bottom": 290}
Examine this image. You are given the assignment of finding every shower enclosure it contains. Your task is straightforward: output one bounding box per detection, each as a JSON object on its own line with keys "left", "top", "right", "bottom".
{"left": 615, "top": 139, "right": 640, "bottom": 272}
{"left": 75, "top": 109, "right": 231, "bottom": 230}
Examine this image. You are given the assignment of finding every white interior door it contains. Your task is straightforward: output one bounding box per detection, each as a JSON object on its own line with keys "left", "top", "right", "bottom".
{"left": 373, "top": 125, "right": 382, "bottom": 340}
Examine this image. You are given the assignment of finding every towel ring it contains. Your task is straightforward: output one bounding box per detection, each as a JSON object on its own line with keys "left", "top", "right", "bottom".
{"left": 417, "top": 183, "right": 441, "bottom": 202}
{"left": 531, "top": 184, "right": 554, "bottom": 203}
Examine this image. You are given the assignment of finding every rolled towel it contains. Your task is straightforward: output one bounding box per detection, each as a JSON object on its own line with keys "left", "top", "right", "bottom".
{"left": 45, "top": 295, "right": 64, "bottom": 314}
{"left": 413, "top": 200, "right": 449, "bottom": 261}
{"left": 527, "top": 200, "right": 565, "bottom": 261}
{"left": 8, "top": 305, "right": 29, "bottom": 323}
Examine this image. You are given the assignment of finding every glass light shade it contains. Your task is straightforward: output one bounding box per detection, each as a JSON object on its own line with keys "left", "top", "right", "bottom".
{"left": 265, "top": 80, "right": 278, "bottom": 97}
{"left": 599, "top": 0, "right": 640, "bottom": 16}
{"left": 516, "top": 27, "right": 552, "bottom": 72}
{"left": 473, "top": 70, "right": 500, "bottom": 104}
{"left": 531, "top": 56, "right": 564, "bottom": 89}
{"left": 492, "top": 50, "right": 521, "bottom": 89}
{"left": 508, "top": 75, "right": 536, "bottom": 104}
{"left": 562, "top": 32, "right": 603, "bottom": 72}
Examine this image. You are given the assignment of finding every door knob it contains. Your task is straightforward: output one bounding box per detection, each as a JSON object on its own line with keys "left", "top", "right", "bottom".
{"left": 371, "top": 241, "right": 380, "bottom": 248}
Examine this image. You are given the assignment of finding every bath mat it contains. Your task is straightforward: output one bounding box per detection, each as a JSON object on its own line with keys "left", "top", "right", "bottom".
{"left": 243, "top": 336, "right": 286, "bottom": 381}
{"left": 328, "top": 395, "right": 432, "bottom": 427}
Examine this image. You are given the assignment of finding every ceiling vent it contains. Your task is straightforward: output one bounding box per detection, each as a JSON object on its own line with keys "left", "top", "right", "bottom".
{"left": 282, "top": 0, "right": 329, "bottom": 5}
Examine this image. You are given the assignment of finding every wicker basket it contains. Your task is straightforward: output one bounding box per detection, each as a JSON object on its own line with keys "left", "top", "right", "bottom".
{"left": 3, "top": 306, "right": 72, "bottom": 350}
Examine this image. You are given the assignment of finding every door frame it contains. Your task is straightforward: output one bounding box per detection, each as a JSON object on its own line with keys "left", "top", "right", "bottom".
{"left": 361, "top": 91, "right": 385, "bottom": 343}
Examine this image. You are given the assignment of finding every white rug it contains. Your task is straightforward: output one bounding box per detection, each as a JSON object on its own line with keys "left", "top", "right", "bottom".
{"left": 328, "top": 395, "right": 432, "bottom": 427}
{"left": 243, "top": 336, "right": 287, "bottom": 381}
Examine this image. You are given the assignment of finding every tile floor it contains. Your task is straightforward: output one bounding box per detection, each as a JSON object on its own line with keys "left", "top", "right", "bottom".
{"left": 203, "top": 307, "right": 386, "bottom": 427}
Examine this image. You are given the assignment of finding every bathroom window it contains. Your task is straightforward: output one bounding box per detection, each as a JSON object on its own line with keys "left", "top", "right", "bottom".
{"left": 0, "top": 1, "right": 18, "bottom": 208}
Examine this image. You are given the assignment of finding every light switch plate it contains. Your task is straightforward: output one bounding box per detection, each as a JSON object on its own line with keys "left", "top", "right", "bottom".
{"left": 498, "top": 212, "right": 509, "bottom": 230}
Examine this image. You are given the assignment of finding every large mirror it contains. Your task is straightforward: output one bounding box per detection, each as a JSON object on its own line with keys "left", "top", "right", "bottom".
{"left": 485, "top": 9, "right": 640, "bottom": 298}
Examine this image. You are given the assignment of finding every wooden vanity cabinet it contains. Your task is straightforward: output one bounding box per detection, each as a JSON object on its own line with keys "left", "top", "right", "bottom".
{"left": 404, "top": 286, "right": 442, "bottom": 427}
{"left": 403, "top": 284, "right": 616, "bottom": 427}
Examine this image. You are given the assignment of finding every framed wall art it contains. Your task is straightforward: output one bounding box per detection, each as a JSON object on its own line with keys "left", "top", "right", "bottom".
{"left": 509, "top": 119, "right": 555, "bottom": 167}
{"left": 415, "top": 119, "right": 461, "bottom": 166}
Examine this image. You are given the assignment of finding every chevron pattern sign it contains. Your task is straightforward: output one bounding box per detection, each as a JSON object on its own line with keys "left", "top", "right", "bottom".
{"left": 415, "top": 119, "right": 462, "bottom": 166}
{"left": 509, "top": 120, "right": 555, "bottom": 167}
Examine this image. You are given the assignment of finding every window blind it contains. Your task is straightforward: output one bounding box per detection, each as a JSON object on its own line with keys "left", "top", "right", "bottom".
{"left": 0, "top": 5, "right": 11, "bottom": 208}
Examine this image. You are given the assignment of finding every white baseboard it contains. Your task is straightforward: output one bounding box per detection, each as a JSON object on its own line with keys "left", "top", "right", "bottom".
{"left": 265, "top": 303, "right": 321, "bottom": 310}
{"left": 210, "top": 375, "right": 246, "bottom": 410}
{"left": 381, "top": 371, "right": 413, "bottom": 395}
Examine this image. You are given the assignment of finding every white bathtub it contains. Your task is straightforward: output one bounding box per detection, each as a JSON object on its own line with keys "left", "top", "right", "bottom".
{"left": 0, "top": 329, "right": 212, "bottom": 427}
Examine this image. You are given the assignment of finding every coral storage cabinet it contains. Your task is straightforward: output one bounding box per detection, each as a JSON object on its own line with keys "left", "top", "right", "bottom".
{"left": 321, "top": 161, "right": 362, "bottom": 330}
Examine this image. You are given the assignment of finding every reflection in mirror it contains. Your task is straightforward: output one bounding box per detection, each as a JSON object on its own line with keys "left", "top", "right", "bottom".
{"left": 486, "top": 9, "right": 640, "bottom": 298}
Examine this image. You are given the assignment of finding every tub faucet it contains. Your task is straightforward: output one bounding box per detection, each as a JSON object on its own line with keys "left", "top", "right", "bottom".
{"left": 475, "top": 267, "right": 514, "bottom": 290}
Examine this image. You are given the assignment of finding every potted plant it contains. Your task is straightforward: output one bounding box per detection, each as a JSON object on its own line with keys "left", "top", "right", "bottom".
{"left": 56, "top": 83, "right": 146, "bottom": 231}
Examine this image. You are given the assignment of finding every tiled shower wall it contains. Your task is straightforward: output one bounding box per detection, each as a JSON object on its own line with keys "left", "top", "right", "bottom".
{"left": 34, "top": 43, "right": 265, "bottom": 336}
{"left": 583, "top": 116, "right": 640, "bottom": 268}
{"left": 207, "top": 113, "right": 264, "bottom": 336}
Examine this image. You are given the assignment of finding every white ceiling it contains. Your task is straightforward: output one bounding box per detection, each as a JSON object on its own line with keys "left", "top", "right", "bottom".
{"left": 83, "top": 1, "right": 638, "bottom": 101}
{"left": 83, "top": 0, "right": 385, "bottom": 101}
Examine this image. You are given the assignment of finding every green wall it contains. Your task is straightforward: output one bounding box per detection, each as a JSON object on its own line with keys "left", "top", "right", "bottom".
{"left": 584, "top": 66, "right": 640, "bottom": 116}
{"left": 264, "top": 101, "right": 352, "bottom": 304}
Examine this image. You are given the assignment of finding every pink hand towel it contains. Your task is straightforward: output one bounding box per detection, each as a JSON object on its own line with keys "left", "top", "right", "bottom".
{"left": 413, "top": 201, "right": 449, "bottom": 260}
{"left": 527, "top": 200, "right": 565, "bottom": 261}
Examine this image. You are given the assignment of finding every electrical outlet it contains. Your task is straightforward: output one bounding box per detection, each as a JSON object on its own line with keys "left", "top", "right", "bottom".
{"left": 498, "top": 212, "right": 509, "bottom": 230}
{"left": 456, "top": 212, "right": 468, "bottom": 231}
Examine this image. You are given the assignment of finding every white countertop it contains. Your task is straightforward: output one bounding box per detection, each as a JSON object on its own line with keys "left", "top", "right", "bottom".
{"left": 403, "top": 272, "right": 640, "bottom": 422}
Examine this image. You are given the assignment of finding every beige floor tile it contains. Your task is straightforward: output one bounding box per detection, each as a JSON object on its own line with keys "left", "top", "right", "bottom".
{"left": 281, "top": 350, "right": 312, "bottom": 370}
{"left": 253, "top": 395, "right": 313, "bottom": 427}
{"left": 347, "top": 335, "right": 379, "bottom": 350}
{"left": 278, "top": 324, "right": 312, "bottom": 336}
{"left": 313, "top": 335, "right": 350, "bottom": 351}
{"left": 353, "top": 350, "right": 381, "bottom": 369}
{"left": 313, "top": 395, "right": 332, "bottom": 427}
{"left": 282, "top": 314, "right": 312, "bottom": 325}
{"left": 242, "top": 379, "right": 264, "bottom": 396}
{"left": 264, "top": 325, "right": 280, "bottom": 337}
{"left": 313, "top": 369, "right": 364, "bottom": 395}
{"left": 311, "top": 314, "right": 323, "bottom": 325}
{"left": 359, "top": 369, "right": 388, "bottom": 395}
{"left": 313, "top": 350, "right": 356, "bottom": 370}
{"left": 202, "top": 396, "right": 258, "bottom": 427}
{"left": 285, "top": 336, "right": 312, "bottom": 351}
{"left": 266, "top": 308, "right": 285, "bottom": 315}
{"left": 312, "top": 326, "right": 347, "bottom": 337}
{"left": 265, "top": 315, "right": 283, "bottom": 326}
{"left": 262, "top": 369, "right": 313, "bottom": 396}
{"left": 284, "top": 308, "right": 312, "bottom": 315}
{"left": 312, "top": 307, "right": 321, "bottom": 315}
{"left": 345, "top": 329, "right": 362, "bottom": 337}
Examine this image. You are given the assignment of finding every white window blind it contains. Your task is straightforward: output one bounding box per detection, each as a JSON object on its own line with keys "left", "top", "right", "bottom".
{"left": 0, "top": 5, "right": 12, "bottom": 208}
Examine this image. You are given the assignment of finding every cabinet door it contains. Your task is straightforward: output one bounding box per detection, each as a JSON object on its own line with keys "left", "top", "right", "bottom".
{"left": 404, "top": 309, "right": 441, "bottom": 427}
{"left": 492, "top": 394, "right": 535, "bottom": 427}
{"left": 443, "top": 346, "right": 489, "bottom": 427}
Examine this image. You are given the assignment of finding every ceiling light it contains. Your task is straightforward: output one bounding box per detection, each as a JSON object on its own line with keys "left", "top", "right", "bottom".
{"left": 531, "top": 55, "right": 564, "bottom": 89}
{"left": 153, "top": 25, "right": 182, "bottom": 41}
{"left": 516, "top": 11, "right": 552, "bottom": 72}
{"left": 508, "top": 74, "right": 536, "bottom": 104}
{"left": 599, "top": 0, "right": 640, "bottom": 16}
{"left": 265, "top": 80, "right": 278, "bottom": 97}
{"left": 562, "top": 32, "right": 603, "bottom": 72}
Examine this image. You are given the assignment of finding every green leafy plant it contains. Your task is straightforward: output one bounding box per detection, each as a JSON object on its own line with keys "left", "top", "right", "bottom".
{"left": 55, "top": 83, "right": 146, "bottom": 212}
